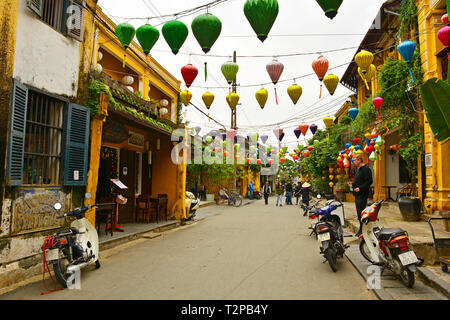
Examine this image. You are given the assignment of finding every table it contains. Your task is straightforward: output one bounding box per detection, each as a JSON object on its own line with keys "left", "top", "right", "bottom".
{"left": 382, "top": 185, "right": 397, "bottom": 201}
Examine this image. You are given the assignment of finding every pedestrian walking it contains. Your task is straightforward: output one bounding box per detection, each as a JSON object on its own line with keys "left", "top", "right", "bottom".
{"left": 352, "top": 153, "right": 373, "bottom": 237}
{"left": 294, "top": 182, "right": 302, "bottom": 205}
{"left": 285, "top": 181, "right": 293, "bottom": 205}
{"left": 276, "top": 182, "right": 285, "bottom": 206}
{"left": 262, "top": 181, "right": 272, "bottom": 205}
{"left": 301, "top": 182, "right": 312, "bottom": 215}
{"left": 248, "top": 181, "right": 254, "bottom": 200}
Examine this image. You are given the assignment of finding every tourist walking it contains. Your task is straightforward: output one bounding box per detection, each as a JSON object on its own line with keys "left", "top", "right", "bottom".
{"left": 276, "top": 182, "right": 285, "bottom": 206}
{"left": 294, "top": 182, "right": 302, "bottom": 205}
{"left": 301, "top": 182, "right": 312, "bottom": 215}
{"left": 262, "top": 181, "right": 272, "bottom": 205}
{"left": 285, "top": 181, "right": 293, "bottom": 205}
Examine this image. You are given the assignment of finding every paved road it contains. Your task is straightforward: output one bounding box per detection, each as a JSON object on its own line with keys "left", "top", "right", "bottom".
{"left": 1, "top": 198, "right": 376, "bottom": 300}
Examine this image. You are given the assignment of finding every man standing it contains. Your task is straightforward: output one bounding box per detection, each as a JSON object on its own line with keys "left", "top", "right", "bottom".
{"left": 248, "top": 181, "right": 254, "bottom": 200}
{"left": 262, "top": 181, "right": 272, "bottom": 205}
{"left": 294, "top": 182, "right": 302, "bottom": 205}
{"left": 276, "top": 181, "right": 285, "bottom": 206}
{"left": 352, "top": 153, "right": 373, "bottom": 237}
{"left": 285, "top": 181, "right": 293, "bottom": 205}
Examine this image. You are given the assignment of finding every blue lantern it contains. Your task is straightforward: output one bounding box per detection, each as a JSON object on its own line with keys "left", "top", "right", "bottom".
{"left": 397, "top": 40, "right": 416, "bottom": 83}
{"left": 354, "top": 144, "right": 361, "bottom": 151}
{"left": 345, "top": 143, "right": 351, "bottom": 149}
{"left": 348, "top": 107, "right": 359, "bottom": 132}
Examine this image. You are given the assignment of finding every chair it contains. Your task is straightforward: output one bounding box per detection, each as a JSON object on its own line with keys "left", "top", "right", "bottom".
{"left": 136, "top": 195, "right": 150, "bottom": 223}
{"left": 95, "top": 199, "right": 116, "bottom": 236}
{"left": 396, "top": 184, "right": 416, "bottom": 199}
{"left": 158, "top": 197, "right": 168, "bottom": 221}
{"left": 149, "top": 198, "right": 160, "bottom": 223}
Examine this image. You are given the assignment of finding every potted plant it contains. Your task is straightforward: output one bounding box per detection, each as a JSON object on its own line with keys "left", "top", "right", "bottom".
{"left": 335, "top": 175, "right": 350, "bottom": 202}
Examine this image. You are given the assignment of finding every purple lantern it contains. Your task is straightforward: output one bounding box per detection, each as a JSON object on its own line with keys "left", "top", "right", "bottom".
{"left": 294, "top": 128, "right": 301, "bottom": 139}
{"left": 261, "top": 134, "right": 268, "bottom": 144}
{"left": 310, "top": 123, "right": 318, "bottom": 135}
{"left": 279, "top": 132, "right": 285, "bottom": 142}
{"left": 195, "top": 126, "right": 201, "bottom": 135}
{"left": 221, "top": 132, "right": 227, "bottom": 141}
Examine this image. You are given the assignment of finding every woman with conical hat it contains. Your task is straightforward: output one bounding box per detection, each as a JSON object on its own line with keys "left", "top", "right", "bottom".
{"left": 301, "top": 181, "right": 312, "bottom": 215}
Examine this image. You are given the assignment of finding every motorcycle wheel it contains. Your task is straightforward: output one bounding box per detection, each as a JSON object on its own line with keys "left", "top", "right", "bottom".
{"left": 359, "top": 239, "right": 375, "bottom": 264}
{"left": 399, "top": 265, "right": 415, "bottom": 288}
{"left": 53, "top": 247, "right": 71, "bottom": 288}
{"left": 324, "top": 247, "right": 338, "bottom": 272}
{"left": 95, "top": 260, "right": 101, "bottom": 269}
{"left": 234, "top": 196, "right": 243, "bottom": 207}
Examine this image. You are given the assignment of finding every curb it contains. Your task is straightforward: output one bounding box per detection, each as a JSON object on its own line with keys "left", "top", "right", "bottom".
{"left": 416, "top": 267, "right": 450, "bottom": 299}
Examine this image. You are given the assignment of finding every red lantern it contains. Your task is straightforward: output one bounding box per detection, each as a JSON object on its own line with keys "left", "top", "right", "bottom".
{"left": 299, "top": 123, "right": 309, "bottom": 136}
{"left": 312, "top": 55, "right": 329, "bottom": 98}
{"left": 372, "top": 97, "right": 383, "bottom": 121}
{"left": 269, "top": 159, "right": 274, "bottom": 165}
{"left": 292, "top": 155, "right": 298, "bottom": 161}
{"left": 256, "top": 159, "right": 261, "bottom": 165}
{"left": 280, "top": 158, "right": 285, "bottom": 164}
{"left": 304, "top": 151, "right": 309, "bottom": 158}
{"left": 353, "top": 137, "right": 361, "bottom": 146}
{"left": 181, "top": 64, "right": 198, "bottom": 88}
{"left": 307, "top": 146, "right": 314, "bottom": 151}
{"left": 442, "top": 13, "right": 449, "bottom": 25}
{"left": 224, "top": 151, "right": 228, "bottom": 157}
{"left": 246, "top": 158, "right": 251, "bottom": 164}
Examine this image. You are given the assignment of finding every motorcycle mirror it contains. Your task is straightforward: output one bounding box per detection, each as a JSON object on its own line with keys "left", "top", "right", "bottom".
{"left": 85, "top": 192, "right": 92, "bottom": 199}
{"left": 54, "top": 203, "right": 62, "bottom": 210}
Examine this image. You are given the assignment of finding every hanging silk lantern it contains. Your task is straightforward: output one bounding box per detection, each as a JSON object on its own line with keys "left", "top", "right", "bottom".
{"left": 243, "top": 0, "right": 279, "bottom": 42}
{"left": 287, "top": 84, "right": 303, "bottom": 104}
{"left": 369, "top": 151, "right": 378, "bottom": 162}
{"left": 323, "top": 74, "right": 339, "bottom": 95}
{"left": 308, "top": 146, "right": 314, "bottom": 152}
{"left": 329, "top": 182, "right": 334, "bottom": 188}
{"left": 261, "top": 134, "right": 268, "bottom": 144}
{"left": 310, "top": 124, "right": 318, "bottom": 135}
{"left": 294, "top": 128, "right": 301, "bottom": 140}
{"left": 162, "top": 20, "right": 188, "bottom": 55}
{"left": 122, "top": 75, "right": 134, "bottom": 85}
{"left": 115, "top": 23, "right": 136, "bottom": 67}
{"left": 221, "top": 60, "right": 239, "bottom": 84}
{"left": 315, "top": 0, "right": 343, "bottom": 19}
{"left": 329, "top": 174, "right": 334, "bottom": 181}
{"left": 279, "top": 132, "right": 285, "bottom": 142}
{"left": 226, "top": 93, "right": 240, "bottom": 109}
{"left": 397, "top": 40, "right": 417, "bottom": 82}
{"left": 348, "top": 107, "right": 359, "bottom": 132}
{"left": 323, "top": 116, "right": 333, "bottom": 129}
{"left": 255, "top": 88, "right": 268, "bottom": 109}
{"left": 273, "top": 127, "right": 283, "bottom": 140}
{"left": 292, "top": 155, "right": 298, "bottom": 161}
{"left": 180, "top": 90, "right": 192, "bottom": 106}
{"left": 360, "top": 64, "right": 376, "bottom": 83}
{"left": 442, "top": 13, "right": 449, "bottom": 25}
{"left": 266, "top": 59, "right": 284, "bottom": 104}
{"left": 256, "top": 159, "right": 262, "bottom": 165}
{"left": 437, "top": 25, "right": 450, "bottom": 54}
{"left": 355, "top": 50, "right": 374, "bottom": 90}
{"left": 191, "top": 13, "right": 222, "bottom": 53}
{"left": 136, "top": 24, "right": 160, "bottom": 55}
{"left": 181, "top": 64, "right": 198, "bottom": 88}
{"left": 312, "top": 55, "right": 329, "bottom": 98}
{"left": 227, "top": 128, "right": 237, "bottom": 140}
{"left": 202, "top": 92, "right": 215, "bottom": 109}
{"left": 372, "top": 96, "right": 383, "bottom": 121}
{"left": 353, "top": 137, "right": 361, "bottom": 146}
{"left": 299, "top": 123, "right": 309, "bottom": 136}
{"left": 280, "top": 158, "right": 285, "bottom": 164}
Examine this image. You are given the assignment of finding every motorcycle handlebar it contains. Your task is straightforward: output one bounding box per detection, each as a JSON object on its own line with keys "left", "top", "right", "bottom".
{"left": 57, "top": 205, "right": 97, "bottom": 219}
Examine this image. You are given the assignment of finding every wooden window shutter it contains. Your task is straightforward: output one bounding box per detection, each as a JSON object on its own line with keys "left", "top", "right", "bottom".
{"left": 64, "top": 0, "right": 84, "bottom": 41}
{"left": 26, "top": 0, "right": 43, "bottom": 18}
{"left": 63, "top": 103, "right": 90, "bottom": 186}
{"left": 6, "top": 80, "right": 29, "bottom": 186}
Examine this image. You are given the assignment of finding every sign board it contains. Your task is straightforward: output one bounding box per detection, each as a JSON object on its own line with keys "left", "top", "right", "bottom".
{"left": 128, "top": 131, "right": 145, "bottom": 148}
{"left": 425, "top": 153, "right": 432, "bottom": 168}
{"left": 74, "top": 170, "right": 79, "bottom": 181}
{"left": 110, "top": 179, "right": 128, "bottom": 190}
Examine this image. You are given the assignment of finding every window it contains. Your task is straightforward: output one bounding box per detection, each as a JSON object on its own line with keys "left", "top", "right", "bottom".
{"left": 27, "top": 0, "right": 84, "bottom": 41}
{"left": 23, "top": 90, "right": 64, "bottom": 185}
{"left": 6, "top": 79, "right": 90, "bottom": 186}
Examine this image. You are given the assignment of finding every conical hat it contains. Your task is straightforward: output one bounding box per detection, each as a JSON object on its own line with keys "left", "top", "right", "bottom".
{"left": 302, "top": 182, "right": 311, "bottom": 188}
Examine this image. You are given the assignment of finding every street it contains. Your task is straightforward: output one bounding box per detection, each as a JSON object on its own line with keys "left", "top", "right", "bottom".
{"left": 2, "top": 199, "right": 376, "bottom": 300}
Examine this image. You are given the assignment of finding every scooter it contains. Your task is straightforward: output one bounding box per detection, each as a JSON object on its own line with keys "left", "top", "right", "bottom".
{"left": 359, "top": 200, "right": 423, "bottom": 288}
{"left": 42, "top": 193, "right": 100, "bottom": 290}
{"left": 315, "top": 200, "right": 350, "bottom": 272}
{"left": 185, "top": 191, "right": 200, "bottom": 220}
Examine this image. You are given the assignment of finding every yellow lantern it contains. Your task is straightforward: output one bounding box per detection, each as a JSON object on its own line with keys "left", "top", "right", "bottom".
{"left": 355, "top": 50, "right": 374, "bottom": 90}
{"left": 361, "top": 64, "right": 377, "bottom": 83}
{"left": 255, "top": 88, "right": 268, "bottom": 109}
{"left": 287, "top": 84, "right": 303, "bottom": 104}
{"left": 323, "top": 74, "right": 339, "bottom": 96}
{"left": 180, "top": 90, "right": 192, "bottom": 106}
{"left": 329, "top": 182, "right": 334, "bottom": 188}
{"left": 202, "top": 91, "right": 214, "bottom": 109}
{"left": 329, "top": 174, "right": 334, "bottom": 181}
{"left": 329, "top": 167, "right": 334, "bottom": 174}
{"left": 364, "top": 132, "right": 372, "bottom": 139}
{"left": 323, "top": 116, "right": 334, "bottom": 129}
{"left": 226, "top": 93, "right": 240, "bottom": 110}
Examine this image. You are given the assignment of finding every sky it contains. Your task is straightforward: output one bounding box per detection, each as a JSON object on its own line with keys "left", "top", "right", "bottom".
{"left": 97, "top": 0, "right": 386, "bottom": 150}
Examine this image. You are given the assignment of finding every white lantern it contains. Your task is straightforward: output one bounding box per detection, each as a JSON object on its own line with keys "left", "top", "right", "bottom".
{"left": 160, "top": 99, "right": 169, "bottom": 107}
{"left": 122, "top": 76, "right": 134, "bottom": 85}
{"left": 97, "top": 51, "right": 103, "bottom": 61}
{"left": 97, "top": 63, "right": 102, "bottom": 73}
{"left": 160, "top": 108, "right": 168, "bottom": 116}
{"left": 126, "top": 86, "right": 134, "bottom": 92}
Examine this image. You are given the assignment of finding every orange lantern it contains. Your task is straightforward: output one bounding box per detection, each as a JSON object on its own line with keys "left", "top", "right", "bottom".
{"left": 312, "top": 55, "right": 329, "bottom": 98}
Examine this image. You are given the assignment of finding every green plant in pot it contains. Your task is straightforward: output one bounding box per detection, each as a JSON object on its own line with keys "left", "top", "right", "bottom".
{"left": 335, "top": 174, "right": 350, "bottom": 202}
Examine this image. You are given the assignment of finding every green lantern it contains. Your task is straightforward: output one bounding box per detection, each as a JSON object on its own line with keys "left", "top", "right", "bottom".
{"left": 221, "top": 60, "right": 239, "bottom": 85}
{"left": 315, "top": 0, "right": 344, "bottom": 19}
{"left": 191, "top": 13, "right": 222, "bottom": 53}
{"left": 115, "top": 23, "right": 136, "bottom": 67}
{"left": 162, "top": 20, "right": 188, "bottom": 55}
{"left": 136, "top": 24, "right": 160, "bottom": 55}
{"left": 243, "top": 0, "right": 279, "bottom": 42}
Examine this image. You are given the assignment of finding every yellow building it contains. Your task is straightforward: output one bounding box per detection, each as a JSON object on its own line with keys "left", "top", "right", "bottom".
{"left": 416, "top": 0, "right": 450, "bottom": 214}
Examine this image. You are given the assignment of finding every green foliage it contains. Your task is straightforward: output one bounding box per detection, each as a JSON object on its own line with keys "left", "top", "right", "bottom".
{"left": 398, "top": 0, "right": 418, "bottom": 39}
{"left": 353, "top": 98, "right": 377, "bottom": 133}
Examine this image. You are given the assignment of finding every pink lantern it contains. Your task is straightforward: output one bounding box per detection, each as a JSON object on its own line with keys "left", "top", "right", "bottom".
{"left": 437, "top": 26, "right": 450, "bottom": 60}
{"left": 372, "top": 97, "right": 383, "bottom": 121}
{"left": 227, "top": 128, "right": 237, "bottom": 140}
{"left": 442, "top": 13, "right": 449, "bottom": 25}
{"left": 266, "top": 59, "right": 284, "bottom": 104}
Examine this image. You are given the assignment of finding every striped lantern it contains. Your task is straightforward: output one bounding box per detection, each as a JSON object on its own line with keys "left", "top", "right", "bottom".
{"left": 312, "top": 55, "right": 329, "bottom": 98}
{"left": 266, "top": 59, "right": 284, "bottom": 104}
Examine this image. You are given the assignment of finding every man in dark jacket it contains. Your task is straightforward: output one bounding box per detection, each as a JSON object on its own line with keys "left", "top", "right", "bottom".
{"left": 262, "top": 181, "right": 272, "bottom": 205}
{"left": 352, "top": 154, "right": 373, "bottom": 237}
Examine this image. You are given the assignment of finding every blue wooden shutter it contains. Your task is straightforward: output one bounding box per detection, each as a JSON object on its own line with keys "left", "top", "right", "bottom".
{"left": 63, "top": 103, "right": 90, "bottom": 186}
{"left": 26, "top": 0, "right": 43, "bottom": 18}
{"left": 6, "top": 80, "right": 28, "bottom": 186}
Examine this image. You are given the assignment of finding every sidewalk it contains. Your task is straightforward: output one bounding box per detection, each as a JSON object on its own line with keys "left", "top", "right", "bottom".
{"left": 342, "top": 200, "right": 450, "bottom": 299}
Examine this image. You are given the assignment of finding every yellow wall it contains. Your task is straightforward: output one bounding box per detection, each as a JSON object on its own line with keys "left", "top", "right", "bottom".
{"left": 417, "top": 0, "right": 450, "bottom": 213}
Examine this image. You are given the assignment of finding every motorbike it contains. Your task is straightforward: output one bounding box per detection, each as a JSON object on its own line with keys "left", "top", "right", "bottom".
{"left": 252, "top": 190, "right": 262, "bottom": 200}
{"left": 216, "top": 189, "right": 243, "bottom": 207}
{"left": 305, "top": 196, "right": 325, "bottom": 237}
{"left": 358, "top": 200, "right": 423, "bottom": 288}
{"left": 185, "top": 191, "right": 200, "bottom": 220}
{"left": 42, "top": 193, "right": 100, "bottom": 289}
{"left": 315, "top": 199, "right": 350, "bottom": 272}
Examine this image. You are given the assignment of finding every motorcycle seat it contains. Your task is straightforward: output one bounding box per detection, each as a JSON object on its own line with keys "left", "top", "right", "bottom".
{"left": 378, "top": 228, "right": 406, "bottom": 241}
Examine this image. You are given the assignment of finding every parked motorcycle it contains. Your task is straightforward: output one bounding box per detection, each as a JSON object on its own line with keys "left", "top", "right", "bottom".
{"left": 216, "top": 188, "right": 243, "bottom": 207}
{"left": 315, "top": 200, "right": 350, "bottom": 272}
{"left": 185, "top": 191, "right": 200, "bottom": 220}
{"left": 358, "top": 200, "right": 423, "bottom": 288}
{"left": 252, "top": 190, "right": 262, "bottom": 200}
{"left": 42, "top": 193, "right": 100, "bottom": 289}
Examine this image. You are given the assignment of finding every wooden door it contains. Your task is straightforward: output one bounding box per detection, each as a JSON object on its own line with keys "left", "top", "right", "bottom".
{"left": 119, "top": 149, "right": 136, "bottom": 223}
